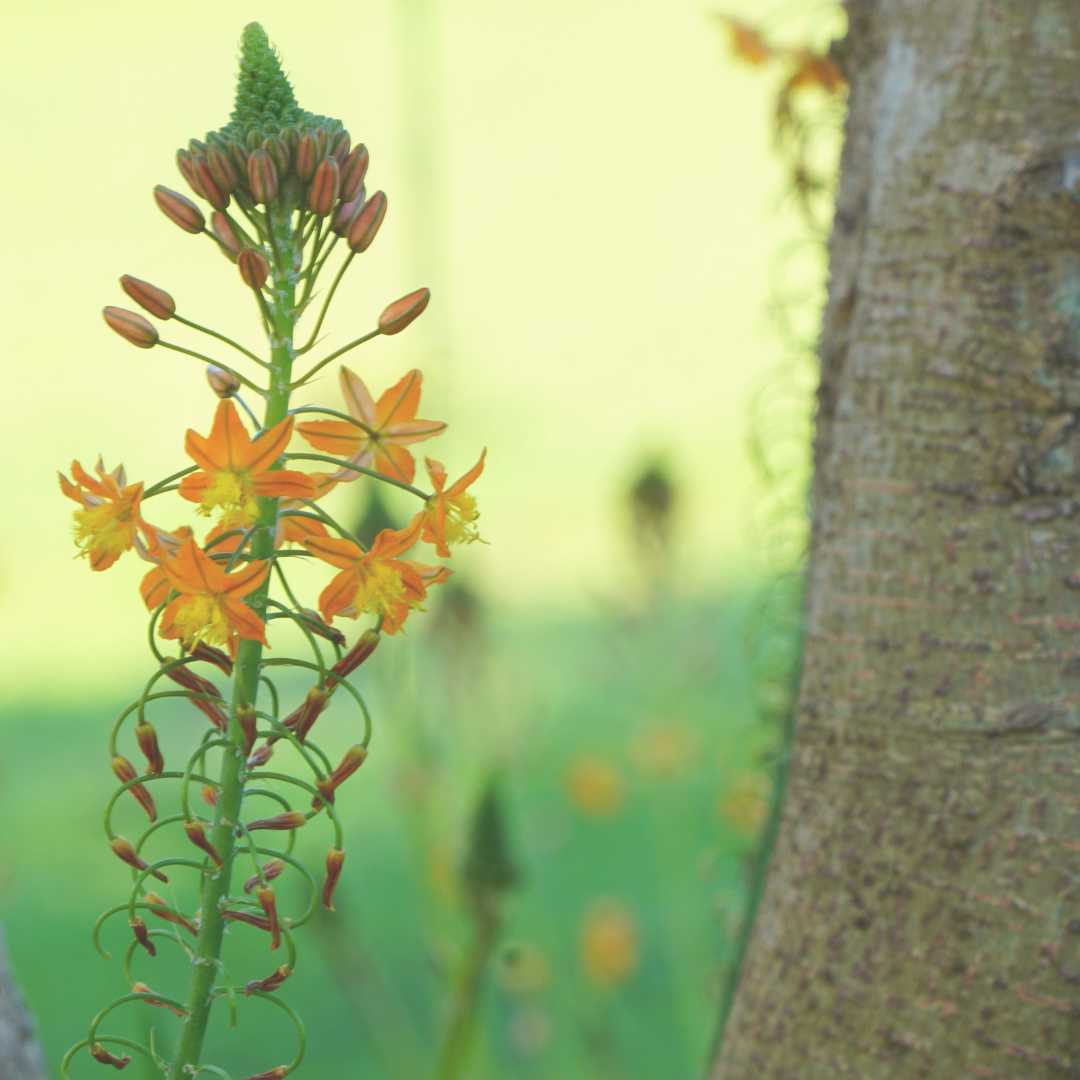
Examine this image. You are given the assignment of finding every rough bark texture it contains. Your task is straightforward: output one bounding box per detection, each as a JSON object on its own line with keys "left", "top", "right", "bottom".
{"left": 0, "top": 927, "right": 46, "bottom": 1080}
{"left": 712, "top": 3, "right": 1080, "bottom": 1076}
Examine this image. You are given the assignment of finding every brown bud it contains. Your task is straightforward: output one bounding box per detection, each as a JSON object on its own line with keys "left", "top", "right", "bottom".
{"left": 238, "top": 249, "right": 270, "bottom": 291}
{"left": 207, "top": 145, "right": 240, "bottom": 193}
{"left": 111, "top": 836, "right": 168, "bottom": 882}
{"left": 143, "top": 892, "right": 198, "bottom": 935}
{"left": 298, "top": 608, "right": 347, "bottom": 647}
{"left": 192, "top": 157, "right": 229, "bottom": 211}
{"left": 189, "top": 640, "right": 233, "bottom": 675}
{"left": 206, "top": 365, "right": 240, "bottom": 399}
{"left": 130, "top": 917, "right": 156, "bottom": 956}
{"left": 247, "top": 742, "right": 274, "bottom": 768}
{"left": 340, "top": 144, "right": 369, "bottom": 201}
{"left": 120, "top": 275, "right": 175, "bottom": 320}
{"left": 222, "top": 909, "right": 273, "bottom": 931}
{"left": 184, "top": 820, "right": 223, "bottom": 867}
{"left": 201, "top": 784, "right": 219, "bottom": 808}
{"left": 329, "top": 745, "right": 368, "bottom": 791}
{"left": 346, "top": 190, "right": 387, "bottom": 253}
{"left": 244, "top": 858, "right": 285, "bottom": 894}
{"left": 262, "top": 135, "right": 290, "bottom": 176}
{"left": 236, "top": 705, "right": 258, "bottom": 756}
{"left": 91, "top": 1043, "right": 131, "bottom": 1069}
{"left": 245, "top": 1068, "right": 288, "bottom": 1080}
{"left": 331, "top": 193, "right": 364, "bottom": 237}
{"left": 246, "top": 150, "right": 279, "bottom": 206}
{"left": 210, "top": 210, "right": 243, "bottom": 262}
{"left": 323, "top": 848, "right": 345, "bottom": 910}
{"left": 153, "top": 184, "right": 205, "bottom": 234}
{"left": 246, "top": 811, "right": 306, "bottom": 833}
{"left": 330, "top": 129, "right": 351, "bottom": 163}
{"left": 176, "top": 148, "right": 205, "bottom": 198}
{"left": 295, "top": 132, "right": 319, "bottom": 181}
{"left": 165, "top": 665, "right": 227, "bottom": 730}
{"left": 378, "top": 287, "right": 431, "bottom": 336}
{"left": 244, "top": 964, "right": 291, "bottom": 995}
{"left": 134, "top": 722, "right": 164, "bottom": 775}
{"left": 307, "top": 156, "right": 340, "bottom": 217}
{"left": 329, "top": 630, "right": 380, "bottom": 685}
{"left": 111, "top": 756, "right": 157, "bottom": 821}
{"left": 103, "top": 306, "right": 158, "bottom": 349}
{"left": 313, "top": 776, "right": 335, "bottom": 809}
{"left": 132, "top": 981, "right": 188, "bottom": 1017}
{"left": 281, "top": 687, "right": 329, "bottom": 743}
{"left": 257, "top": 886, "right": 281, "bottom": 950}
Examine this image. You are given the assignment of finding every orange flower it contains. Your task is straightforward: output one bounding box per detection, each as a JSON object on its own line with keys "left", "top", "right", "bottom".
{"left": 157, "top": 537, "right": 269, "bottom": 658}
{"left": 179, "top": 401, "right": 315, "bottom": 529}
{"left": 59, "top": 458, "right": 145, "bottom": 571}
{"left": 296, "top": 367, "right": 446, "bottom": 484}
{"left": 279, "top": 472, "right": 338, "bottom": 546}
{"left": 413, "top": 451, "right": 485, "bottom": 558}
{"left": 722, "top": 17, "right": 772, "bottom": 67}
{"left": 136, "top": 524, "right": 193, "bottom": 609}
{"left": 304, "top": 521, "right": 428, "bottom": 634}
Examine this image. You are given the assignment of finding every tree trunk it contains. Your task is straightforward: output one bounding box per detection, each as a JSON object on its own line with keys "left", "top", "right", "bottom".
{"left": 711, "top": 3, "right": 1080, "bottom": 1076}
{"left": 0, "top": 927, "right": 46, "bottom": 1080}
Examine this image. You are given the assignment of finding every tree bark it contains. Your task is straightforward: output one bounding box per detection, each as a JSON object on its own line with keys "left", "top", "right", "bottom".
{"left": 0, "top": 927, "right": 46, "bottom": 1080}
{"left": 712, "top": 3, "right": 1080, "bottom": 1076}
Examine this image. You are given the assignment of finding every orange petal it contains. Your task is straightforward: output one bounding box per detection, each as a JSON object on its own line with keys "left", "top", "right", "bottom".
{"left": 279, "top": 514, "right": 329, "bottom": 545}
{"left": 370, "top": 518, "right": 422, "bottom": 559}
{"left": 382, "top": 418, "right": 447, "bottom": 446}
{"left": 424, "top": 458, "right": 448, "bottom": 493}
{"left": 221, "top": 559, "right": 269, "bottom": 598}
{"left": 252, "top": 470, "right": 317, "bottom": 500}
{"left": 239, "top": 415, "right": 295, "bottom": 473}
{"left": 162, "top": 538, "right": 229, "bottom": 595}
{"left": 318, "top": 568, "right": 360, "bottom": 621}
{"left": 223, "top": 596, "right": 268, "bottom": 644}
{"left": 296, "top": 419, "right": 366, "bottom": 458}
{"left": 373, "top": 443, "right": 416, "bottom": 484}
{"left": 59, "top": 470, "right": 89, "bottom": 506}
{"left": 178, "top": 472, "right": 210, "bottom": 504}
{"left": 304, "top": 535, "right": 365, "bottom": 570}
{"left": 374, "top": 369, "right": 422, "bottom": 427}
{"left": 70, "top": 459, "right": 110, "bottom": 497}
{"left": 339, "top": 366, "right": 376, "bottom": 426}
{"left": 141, "top": 566, "right": 171, "bottom": 610}
{"left": 448, "top": 449, "right": 486, "bottom": 496}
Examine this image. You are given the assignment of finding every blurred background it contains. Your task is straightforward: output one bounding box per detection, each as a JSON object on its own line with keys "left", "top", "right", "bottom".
{"left": 0, "top": 1, "right": 843, "bottom": 1076}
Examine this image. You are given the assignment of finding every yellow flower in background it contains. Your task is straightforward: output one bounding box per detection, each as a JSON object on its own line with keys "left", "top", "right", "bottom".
{"left": 719, "top": 772, "right": 770, "bottom": 838}
{"left": 564, "top": 756, "right": 624, "bottom": 818}
{"left": 629, "top": 720, "right": 700, "bottom": 779}
{"left": 580, "top": 901, "right": 639, "bottom": 989}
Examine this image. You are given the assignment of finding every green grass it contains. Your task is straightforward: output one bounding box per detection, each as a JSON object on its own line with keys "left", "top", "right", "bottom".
{"left": 2, "top": 590, "right": 773, "bottom": 1079}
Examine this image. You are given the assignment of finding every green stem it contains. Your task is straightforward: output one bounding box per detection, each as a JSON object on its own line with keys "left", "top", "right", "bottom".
{"left": 168, "top": 200, "right": 299, "bottom": 1080}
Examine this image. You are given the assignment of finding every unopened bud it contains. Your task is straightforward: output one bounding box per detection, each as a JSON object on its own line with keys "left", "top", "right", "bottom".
{"left": 298, "top": 608, "right": 347, "bottom": 646}
{"left": 329, "top": 630, "right": 380, "bottom": 685}
{"left": 244, "top": 858, "right": 285, "bottom": 894}
{"left": 91, "top": 1043, "right": 131, "bottom": 1069}
{"left": 246, "top": 811, "right": 306, "bottom": 832}
{"left": 331, "top": 193, "right": 364, "bottom": 237}
{"left": 189, "top": 157, "right": 227, "bottom": 211}
{"left": 111, "top": 756, "right": 157, "bottom": 821}
{"left": 210, "top": 211, "right": 243, "bottom": 262}
{"left": 120, "top": 275, "right": 175, "bottom": 320}
{"left": 206, "top": 365, "right": 241, "bottom": 399}
{"left": 189, "top": 640, "right": 233, "bottom": 674}
{"left": 257, "top": 886, "right": 281, "bottom": 950}
{"left": 313, "top": 776, "right": 335, "bottom": 809}
{"left": 111, "top": 836, "right": 168, "bottom": 882}
{"left": 130, "top": 917, "right": 156, "bottom": 956}
{"left": 247, "top": 742, "right": 274, "bottom": 768}
{"left": 134, "top": 722, "right": 164, "bottom": 775}
{"left": 295, "top": 131, "right": 319, "bottom": 181}
{"left": 330, "top": 745, "right": 368, "bottom": 790}
{"left": 184, "top": 820, "right": 224, "bottom": 866}
{"left": 207, "top": 145, "right": 240, "bottom": 193}
{"left": 307, "top": 156, "right": 340, "bottom": 217}
{"left": 153, "top": 184, "right": 205, "bottom": 234}
{"left": 201, "top": 784, "right": 219, "bottom": 808}
{"left": 323, "top": 848, "right": 345, "bottom": 910}
{"left": 143, "top": 892, "right": 198, "bottom": 935}
{"left": 281, "top": 687, "right": 329, "bottom": 743}
{"left": 340, "top": 144, "right": 369, "bottom": 201}
{"left": 176, "top": 148, "right": 205, "bottom": 198}
{"left": 330, "top": 129, "right": 351, "bottom": 163}
{"left": 103, "top": 307, "right": 158, "bottom": 349}
{"left": 236, "top": 705, "right": 258, "bottom": 755}
{"left": 247, "top": 149, "right": 279, "bottom": 206}
{"left": 262, "top": 135, "right": 290, "bottom": 176}
{"left": 378, "top": 288, "right": 431, "bottom": 336}
{"left": 244, "top": 964, "right": 291, "bottom": 995}
{"left": 238, "top": 249, "right": 270, "bottom": 291}
{"left": 346, "top": 190, "right": 387, "bottom": 253}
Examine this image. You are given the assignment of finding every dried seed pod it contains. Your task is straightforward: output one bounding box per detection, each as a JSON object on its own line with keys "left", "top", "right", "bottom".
{"left": 246, "top": 149, "right": 278, "bottom": 206}
{"left": 238, "top": 248, "right": 270, "bottom": 291}
{"left": 346, "top": 190, "right": 387, "bottom": 253}
{"left": 244, "top": 964, "right": 291, "bottom": 995}
{"left": 243, "top": 858, "right": 285, "bottom": 894}
{"left": 120, "top": 275, "right": 175, "bottom": 320}
{"left": 153, "top": 185, "right": 205, "bottom": 234}
{"left": 130, "top": 917, "right": 156, "bottom": 956}
{"left": 143, "top": 892, "right": 198, "bottom": 935}
{"left": 103, "top": 307, "right": 159, "bottom": 349}
{"left": 307, "top": 156, "right": 340, "bottom": 217}
{"left": 91, "top": 1043, "right": 131, "bottom": 1068}
{"left": 378, "top": 287, "right": 431, "bottom": 335}
{"left": 257, "top": 886, "right": 281, "bottom": 950}
{"left": 340, "top": 144, "right": 369, "bottom": 201}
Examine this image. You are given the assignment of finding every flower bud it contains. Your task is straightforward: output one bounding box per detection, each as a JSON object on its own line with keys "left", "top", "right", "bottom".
{"left": 103, "top": 306, "right": 158, "bottom": 349}
{"left": 119, "top": 275, "right": 175, "bottom": 320}
{"left": 244, "top": 964, "right": 291, "bottom": 995}
{"left": 236, "top": 704, "right": 257, "bottom": 755}
{"left": 330, "top": 129, "right": 351, "bottom": 163}
{"left": 257, "top": 886, "right": 281, "bottom": 950}
{"left": 244, "top": 858, "right": 285, "bottom": 894}
{"left": 330, "top": 745, "right": 368, "bottom": 791}
{"left": 295, "top": 132, "right": 319, "bottom": 181}
{"left": 378, "top": 287, "right": 431, "bottom": 336}
{"left": 222, "top": 909, "right": 272, "bottom": 931}
{"left": 313, "top": 776, "right": 335, "bottom": 809}
{"left": 111, "top": 836, "right": 168, "bottom": 882}
{"left": 176, "top": 148, "right": 205, "bottom": 198}
{"left": 204, "top": 366, "right": 239, "bottom": 402}
{"left": 210, "top": 210, "right": 243, "bottom": 262}
{"left": 346, "top": 190, "right": 387, "bottom": 253}
{"left": 340, "top": 144, "right": 369, "bottom": 201}
{"left": 280, "top": 125, "right": 299, "bottom": 157}
{"left": 184, "top": 820, "right": 224, "bottom": 866}
{"left": 91, "top": 1043, "right": 131, "bottom": 1069}
{"left": 307, "top": 156, "right": 340, "bottom": 217}
{"left": 130, "top": 916, "right": 156, "bottom": 956}
{"left": 298, "top": 608, "right": 347, "bottom": 646}
{"left": 246, "top": 149, "right": 279, "bottom": 206}
{"left": 143, "top": 892, "right": 198, "bottom": 935}
{"left": 331, "top": 193, "right": 364, "bottom": 237}
{"left": 193, "top": 157, "right": 230, "bottom": 211}
{"left": 246, "top": 811, "right": 306, "bottom": 832}
{"left": 135, "top": 721, "right": 164, "bottom": 775}
{"left": 329, "top": 630, "right": 380, "bottom": 685}
{"left": 201, "top": 784, "right": 219, "bottom": 808}
{"left": 111, "top": 756, "right": 157, "bottom": 821}
{"left": 153, "top": 184, "right": 205, "bottom": 234}
{"left": 262, "top": 135, "right": 290, "bottom": 176}
{"left": 238, "top": 249, "right": 270, "bottom": 291}
{"left": 207, "top": 145, "right": 240, "bottom": 193}
{"left": 165, "top": 665, "right": 227, "bottom": 730}
{"left": 247, "top": 743, "right": 274, "bottom": 768}
{"left": 322, "top": 848, "right": 345, "bottom": 910}
{"left": 189, "top": 640, "right": 233, "bottom": 674}
{"left": 281, "top": 687, "right": 329, "bottom": 743}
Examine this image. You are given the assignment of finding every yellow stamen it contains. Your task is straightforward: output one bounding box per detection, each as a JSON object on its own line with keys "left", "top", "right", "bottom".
{"left": 73, "top": 502, "right": 136, "bottom": 560}
{"left": 352, "top": 562, "right": 406, "bottom": 619}
{"left": 443, "top": 493, "right": 480, "bottom": 546}
{"left": 170, "top": 594, "right": 231, "bottom": 648}
{"left": 199, "top": 470, "right": 258, "bottom": 523}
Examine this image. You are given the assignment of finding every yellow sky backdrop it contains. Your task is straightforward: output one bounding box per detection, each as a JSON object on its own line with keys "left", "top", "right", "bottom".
{"left": 0, "top": 1, "right": 838, "bottom": 691}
